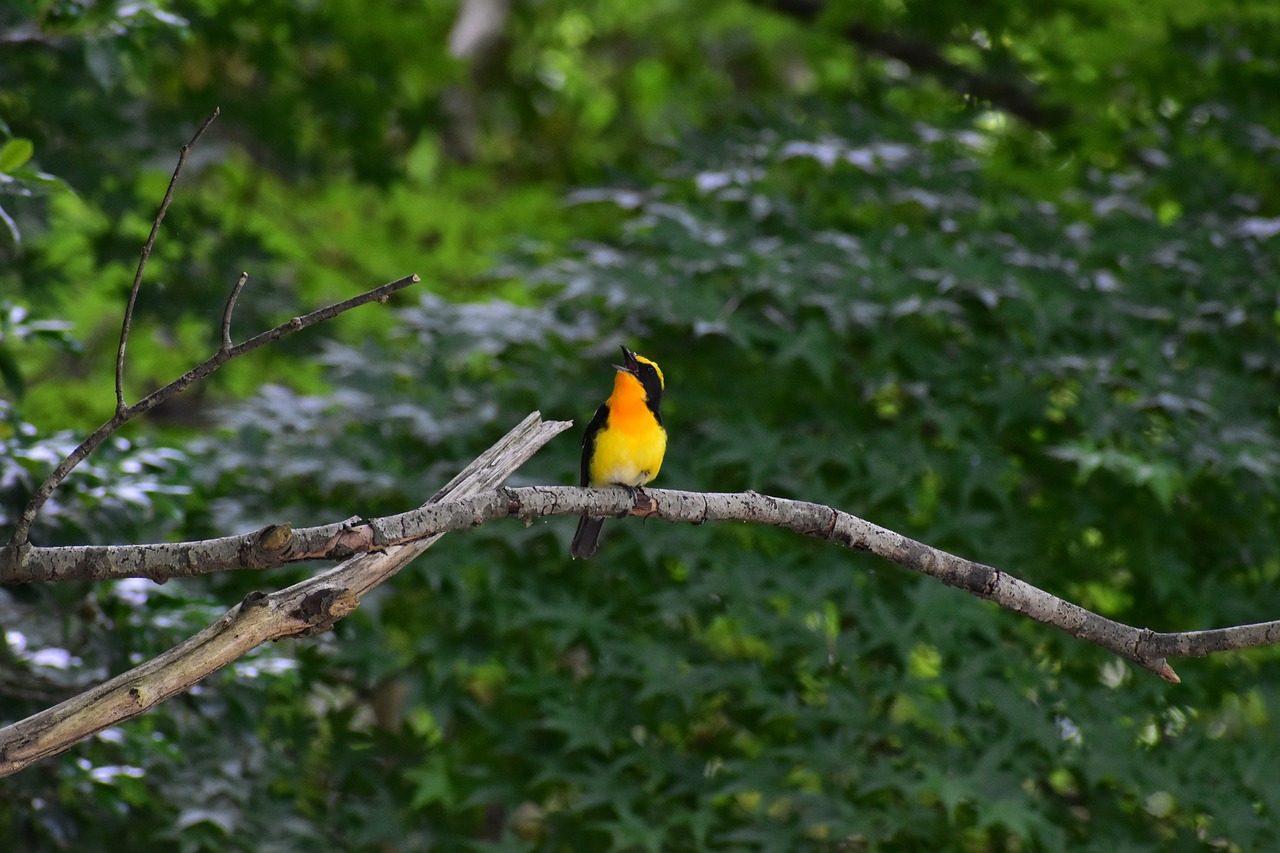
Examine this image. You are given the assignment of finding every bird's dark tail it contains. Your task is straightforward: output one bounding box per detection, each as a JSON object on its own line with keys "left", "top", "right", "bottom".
{"left": 570, "top": 516, "right": 605, "bottom": 559}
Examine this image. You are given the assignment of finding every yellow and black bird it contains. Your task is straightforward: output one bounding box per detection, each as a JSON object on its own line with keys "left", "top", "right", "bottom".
{"left": 570, "top": 346, "right": 667, "bottom": 559}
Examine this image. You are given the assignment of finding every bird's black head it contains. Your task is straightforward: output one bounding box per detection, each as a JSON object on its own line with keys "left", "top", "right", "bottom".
{"left": 620, "top": 345, "right": 664, "bottom": 414}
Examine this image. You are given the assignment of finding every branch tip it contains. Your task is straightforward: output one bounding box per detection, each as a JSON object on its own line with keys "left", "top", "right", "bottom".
{"left": 222, "top": 272, "right": 250, "bottom": 350}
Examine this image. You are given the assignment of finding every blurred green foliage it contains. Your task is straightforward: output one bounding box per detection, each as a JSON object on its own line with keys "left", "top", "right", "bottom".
{"left": 3, "top": 0, "right": 1280, "bottom": 850}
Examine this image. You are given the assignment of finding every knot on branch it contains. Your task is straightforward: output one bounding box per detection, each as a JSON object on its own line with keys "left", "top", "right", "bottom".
{"left": 1130, "top": 629, "right": 1181, "bottom": 684}
{"left": 256, "top": 524, "right": 293, "bottom": 553}
{"left": 289, "top": 587, "right": 360, "bottom": 637}
{"left": 239, "top": 525, "right": 295, "bottom": 568}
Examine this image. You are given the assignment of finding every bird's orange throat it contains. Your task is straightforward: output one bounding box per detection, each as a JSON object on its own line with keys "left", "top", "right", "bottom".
{"left": 610, "top": 371, "right": 648, "bottom": 407}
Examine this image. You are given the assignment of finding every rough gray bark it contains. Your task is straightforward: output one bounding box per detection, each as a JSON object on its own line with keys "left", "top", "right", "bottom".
{"left": 0, "top": 412, "right": 570, "bottom": 778}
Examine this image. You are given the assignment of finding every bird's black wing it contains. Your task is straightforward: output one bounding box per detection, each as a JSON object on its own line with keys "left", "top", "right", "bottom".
{"left": 579, "top": 402, "right": 609, "bottom": 487}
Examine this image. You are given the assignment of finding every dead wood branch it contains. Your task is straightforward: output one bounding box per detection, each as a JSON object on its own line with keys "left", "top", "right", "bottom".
{"left": 0, "top": 412, "right": 570, "bottom": 778}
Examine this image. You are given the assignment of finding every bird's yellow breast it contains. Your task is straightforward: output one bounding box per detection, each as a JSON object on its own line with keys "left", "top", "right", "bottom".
{"left": 588, "top": 387, "right": 667, "bottom": 488}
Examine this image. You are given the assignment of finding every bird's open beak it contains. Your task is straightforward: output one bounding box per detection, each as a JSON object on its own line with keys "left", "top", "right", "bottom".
{"left": 614, "top": 345, "right": 640, "bottom": 376}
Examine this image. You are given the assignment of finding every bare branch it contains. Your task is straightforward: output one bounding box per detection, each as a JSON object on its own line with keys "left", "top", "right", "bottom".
{"left": 0, "top": 412, "right": 571, "bottom": 778}
{"left": 4, "top": 274, "right": 421, "bottom": 550}
{"left": 221, "top": 272, "right": 250, "bottom": 350}
{"left": 227, "top": 274, "right": 417, "bottom": 355}
{"left": 9, "top": 483, "right": 1280, "bottom": 684}
{"left": 115, "top": 108, "right": 221, "bottom": 412}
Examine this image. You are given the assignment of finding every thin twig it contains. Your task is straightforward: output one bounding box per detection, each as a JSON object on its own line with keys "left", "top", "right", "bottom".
{"left": 221, "top": 272, "right": 249, "bottom": 351}
{"left": 227, "top": 274, "right": 417, "bottom": 355}
{"left": 4, "top": 274, "right": 420, "bottom": 549}
{"left": 115, "top": 108, "right": 221, "bottom": 413}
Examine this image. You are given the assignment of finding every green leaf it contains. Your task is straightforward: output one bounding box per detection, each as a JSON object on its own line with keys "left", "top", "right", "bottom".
{"left": 407, "top": 755, "right": 455, "bottom": 810}
{"left": 0, "top": 138, "right": 33, "bottom": 174}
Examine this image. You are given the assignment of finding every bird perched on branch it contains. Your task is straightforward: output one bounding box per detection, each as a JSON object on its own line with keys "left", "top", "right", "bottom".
{"left": 570, "top": 346, "right": 667, "bottom": 559}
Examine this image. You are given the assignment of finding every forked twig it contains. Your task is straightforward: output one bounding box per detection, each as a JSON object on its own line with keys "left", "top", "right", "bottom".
{"left": 115, "top": 107, "right": 221, "bottom": 412}
{"left": 5, "top": 274, "right": 420, "bottom": 549}
{"left": 4, "top": 110, "right": 421, "bottom": 548}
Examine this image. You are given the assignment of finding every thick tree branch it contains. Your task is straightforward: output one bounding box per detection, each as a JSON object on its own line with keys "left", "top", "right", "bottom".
{"left": 9, "top": 484, "right": 1280, "bottom": 684}
{"left": 0, "top": 412, "right": 571, "bottom": 778}
{"left": 3, "top": 273, "right": 420, "bottom": 550}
